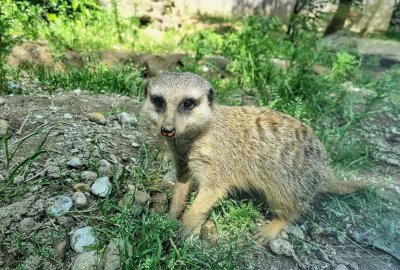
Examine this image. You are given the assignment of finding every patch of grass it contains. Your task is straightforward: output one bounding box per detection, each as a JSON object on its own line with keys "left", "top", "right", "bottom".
{"left": 25, "top": 64, "right": 144, "bottom": 96}
{"left": 0, "top": 125, "right": 53, "bottom": 200}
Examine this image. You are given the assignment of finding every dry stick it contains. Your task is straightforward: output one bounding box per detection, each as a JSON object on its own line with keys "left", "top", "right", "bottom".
{"left": 17, "top": 113, "right": 30, "bottom": 134}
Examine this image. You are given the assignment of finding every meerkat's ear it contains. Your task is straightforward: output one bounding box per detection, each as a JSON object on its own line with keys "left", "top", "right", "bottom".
{"left": 142, "top": 79, "right": 150, "bottom": 98}
{"left": 207, "top": 88, "right": 214, "bottom": 105}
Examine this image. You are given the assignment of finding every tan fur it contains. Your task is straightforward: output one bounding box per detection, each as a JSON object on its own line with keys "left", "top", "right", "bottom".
{"left": 142, "top": 72, "right": 357, "bottom": 244}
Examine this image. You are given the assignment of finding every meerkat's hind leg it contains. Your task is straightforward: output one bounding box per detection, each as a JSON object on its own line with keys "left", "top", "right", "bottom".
{"left": 253, "top": 218, "right": 290, "bottom": 245}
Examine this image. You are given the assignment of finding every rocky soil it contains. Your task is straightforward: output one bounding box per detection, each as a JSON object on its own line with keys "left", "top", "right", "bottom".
{"left": 0, "top": 77, "right": 399, "bottom": 269}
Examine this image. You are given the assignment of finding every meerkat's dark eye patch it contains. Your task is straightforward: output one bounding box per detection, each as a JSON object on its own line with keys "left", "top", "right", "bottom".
{"left": 150, "top": 95, "right": 165, "bottom": 111}
{"left": 180, "top": 98, "right": 198, "bottom": 111}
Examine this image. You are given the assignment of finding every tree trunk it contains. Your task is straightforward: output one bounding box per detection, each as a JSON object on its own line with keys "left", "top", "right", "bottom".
{"left": 387, "top": 1, "right": 400, "bottom": 37}
{"left": 324, "top": 0, "right": 354, "bottom": 36}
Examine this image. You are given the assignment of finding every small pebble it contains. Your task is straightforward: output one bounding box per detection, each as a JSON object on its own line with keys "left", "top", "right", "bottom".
{"left": 67, "top": 158, "right": 82, "bottom": 169}
{"left": 71, "top": 226, "right": 96, "bottom": 253}
{"left": 71, "top": 251, "right": 100, "bottom": 270}
{"left": 73, "top": 88, "right": 82, "bottom": 96}
{"left": 131, "top": 142, "right": 140, "bottom": 148}
{"left": 89, "top": 112, "right": 107, "bottom": 125}
{"left": 118, "top": 112, "right": 137, "bottom": 126}
{"left": 0, "top": 98, "right": 5, "bottom": 106}
{"left": 64, "top": 113, "right": 73, "bottom": 119}
{"left": 336, "top": 264, "right": 348, "bottom": 270}
{"left": 269, "top": 239, "right": 294, "bottom": 256}
{"left": 80, "top": 171, "right": 97, "bottom": 182}
{"left": 98, "top": 159, "right": 112, "bottom": 176}
{"left": 47, "top": 195, "right": 73, "bottom": 217}
{"left": 73, "top": 183, "right": 91, "bottom": 192}
{"left": 91, "top": 177, "right": 112, "bottom": 197}
{"left": 49, "top": 106, "right": 58, "bottom": 113}
{"left": 72, "top": 192, "right": 88, "bottom": 208}
{"left": 0, "top": 119, "right": 10, "bottom": 137}
{"left": 53, "top": 238, "right": 68, "bottom": 261}
{"left": 285, "top": 224, "right": 304, "bottom": 240}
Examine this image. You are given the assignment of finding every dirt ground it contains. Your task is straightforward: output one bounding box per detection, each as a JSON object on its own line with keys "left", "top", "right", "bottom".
{"left": 0, "top": 78, "right": 400, "bottom": 269}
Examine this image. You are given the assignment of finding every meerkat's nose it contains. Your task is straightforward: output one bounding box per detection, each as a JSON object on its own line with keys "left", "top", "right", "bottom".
{"left": 161, "top": 126, "right": 176, "bottom": 137}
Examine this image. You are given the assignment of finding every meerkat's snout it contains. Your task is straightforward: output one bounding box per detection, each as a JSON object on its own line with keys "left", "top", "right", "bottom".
{"left": 161, "top": 126, "right": 176, "bottom": 137}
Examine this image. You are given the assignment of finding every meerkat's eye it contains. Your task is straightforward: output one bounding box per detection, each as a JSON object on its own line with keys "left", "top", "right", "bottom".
{"left": 150, "top": 96, "right": 165, "bottom": 111}
{"left": 182, "top": 98, "right": 196, "bottom": 111}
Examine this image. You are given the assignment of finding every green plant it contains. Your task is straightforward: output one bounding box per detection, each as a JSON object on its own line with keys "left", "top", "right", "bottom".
{"left": 0, "top": 125, "right": 53, "bottom": 195}
{"left": 331, "top": 52, "right": 359, "bottom": 81}
{"left": 0, "top": 1, "right": 18, "bottom": 94}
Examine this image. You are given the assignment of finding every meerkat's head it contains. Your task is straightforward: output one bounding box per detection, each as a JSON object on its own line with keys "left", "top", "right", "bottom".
{"left": 142, "top": 72, "right": 214, "bottom": 139}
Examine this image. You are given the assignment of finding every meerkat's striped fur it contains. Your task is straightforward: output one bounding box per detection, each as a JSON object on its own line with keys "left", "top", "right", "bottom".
{"left": 142, "top": 72, "right": 354, "bottom": 244}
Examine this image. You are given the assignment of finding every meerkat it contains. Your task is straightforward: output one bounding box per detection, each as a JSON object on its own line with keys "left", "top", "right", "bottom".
{"left": 141, "top": 72, "right": 362, "bottom": 244}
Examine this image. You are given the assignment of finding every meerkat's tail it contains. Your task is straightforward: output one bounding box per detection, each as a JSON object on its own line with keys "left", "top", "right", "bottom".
{"left": 322, "top": 178, "right": 369, "bottom": 195}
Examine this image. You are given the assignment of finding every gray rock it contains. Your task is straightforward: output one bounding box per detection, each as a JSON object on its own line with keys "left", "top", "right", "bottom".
{"left": 53, "top": 238, "right": 68, "bottom": 261}
{"left": 0, "top": 119, "right": 10, "bottom": 137}
{"left": 19, "top": 217, "right": 37, "bottom": 233}
{"left": 64, "top": 113, "right": 73, "bottom": 119}
{"left": 81, "top": 171, "right": 97, "bottom": 182}
{"left": 91, "top": 177, "right": 112, "bottom": 197}
{"left": 0, "top": 97, "right": 5, "bottom": 106}
{"left": 71, "top": 251, "right": 102, "bottom": 270}
{"left": 349, "top": 262, "right": 360, "bottom": 270}
{"left": 71, "top": 226, "right": 96, "bottom": 253}
{"left": 98, "top": 159, "right": 112, "bottom": 176}
{"left": 131, "top": 142, "right": 140, "bottom": 148}
{"left": 67, "top": 158, "right": 82, "bottom": 169}
{"left": 118, "top": 112, "right": 137, "bottom": 126}
{"left": 269, "top": 238, "right": 294, "bottom": 256}
{"left": 47, "top": 195, "right": 73, "bottom": 217}
{"left": 163, "top": 169, "right": 176, "bottom": 184}
{"left": 384, "top": 157, "right": 400, "bottom": 167}
{"left": 104, "top": 241, "right": 121, "bottom": 270}
{"left": 73, "top": 183, "right": 91, "bottom": 192}
{"left": 49, "top": 106, "right": 58, "bottom": 113}
{"left": 336, "top": 264, "right": 348, "bottom": 270}
{"left": 73, "top": 88, "right": 82, "bottom": 96}
{"left": 285, "top": 224, "right": 304, "bottom": 240}
{"left": 72, "top": 192, "right": 88, "bottom": 209}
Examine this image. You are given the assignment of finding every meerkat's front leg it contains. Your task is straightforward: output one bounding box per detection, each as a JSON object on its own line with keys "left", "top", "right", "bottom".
{"left": 169, "top": 179, "right": 191, "bottom": 218}
{"left": 181, "top": 185, "right": 226, "bottom": 238}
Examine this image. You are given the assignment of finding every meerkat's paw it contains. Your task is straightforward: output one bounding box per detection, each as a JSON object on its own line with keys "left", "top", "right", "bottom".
{"left": 253, "top": 219, "right": 289, "bottom": 245}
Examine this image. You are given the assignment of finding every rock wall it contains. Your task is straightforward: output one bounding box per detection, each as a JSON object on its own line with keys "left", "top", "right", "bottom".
{"left": 174, "top": 0, "right": 398, "bottom": 33}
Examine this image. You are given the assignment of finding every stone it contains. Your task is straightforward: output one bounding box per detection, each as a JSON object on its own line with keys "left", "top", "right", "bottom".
{"left": 71, "top": 251, "right": 102, "bottom": 270}
{"left": 349, "top": 262, "right": 360, "bottom": 270}
{"left": 13, "top": 175, "right": 24, "bottom": 184}
{"left": 91, "top": 177, "right": 112, "bottom": 197}
{"left": 128, "top": 185, "right": 150, "bottom": 204}
{"left": 89, "top": 112, "right": 107, "bottom": 125}
{"left": 81, "top": 171, "right": 98, "bottom": 182}
{"left": 0, "top": 97, "right": 5, "bottom": 106}
{"left": 104, "top": 241, "right": 120, "bottom": 270}
{"left": 73, "top": 88, "right": 82, "bottom": 96}
{"left": 64, "top": 113, "right": 73, "bottom": 119}
{"left": 200, "top": 220, "right": 218, "bottom": 244}
{"left": 151, "top": 192, "right": 168, "bottom": 213}
{"left": 0, "top": 119, "right": 10, "bottom": 137}
{"left": 49, "top": 106, "right": 58, "bottom": 113}
{"left": 269, "top": 238, "right": 294, "bottom": 256}
{"left": 118, "top": 112, "right": 136, "bottom": 126}
{"left": 72, "top": 192, "right": 88, "bottom": 208}
{"left": 71, "top": 226, "right": 96, "bottom": 253}
{"left": 285, "top": 224, "right": 305, "bottom": 240}
{"left": 47, "top": 195, "right": 73, "bottom": 217}
{"left": 98, "top": 159, "right": 112, "bottom": 177}
{"left": 131, "top": 142, "right": 140, "bottom": 148}
{"left": 336, "top": 264, "right": 348, "bottom": 270}
{"left": 53, "top": 238, "right": 68, "bottom": 261}
{"left": 162, "top": 169, "right": 176, "bottom": 184}
{"left": 18, "top": 217, "right": 37, "bottom": 234}
{"left": 73, "top": 183, "right": 91, "bottom": 193}
{"left": 67, "top": 158, "right": 82, "bottom": 169}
